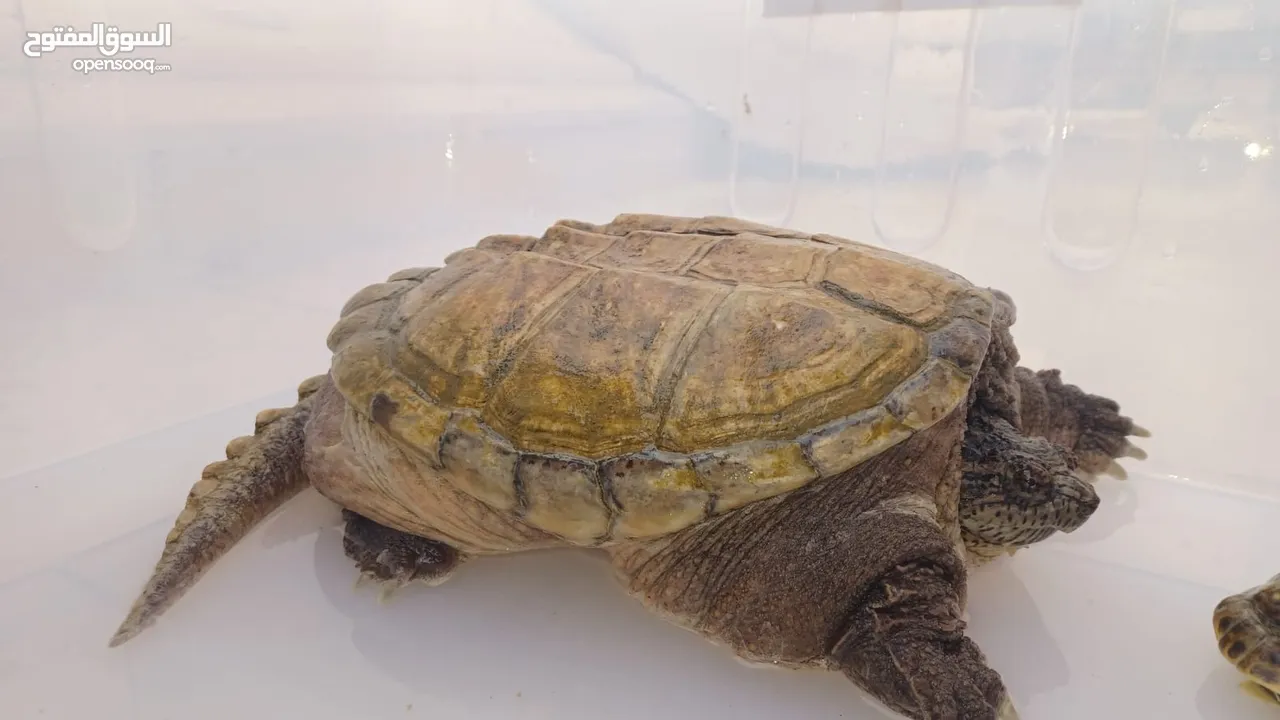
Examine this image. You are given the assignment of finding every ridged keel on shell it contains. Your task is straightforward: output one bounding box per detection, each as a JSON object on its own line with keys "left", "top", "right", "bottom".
{"left": 326, "top": 214, "right": 995, "bottom": 546}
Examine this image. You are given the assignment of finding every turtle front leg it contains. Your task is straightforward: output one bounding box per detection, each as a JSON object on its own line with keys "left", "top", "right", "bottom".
{"left": 612, "top": 523, "right": 1017, "bottom": 720}
{"left": 341, "top": 509, "right": 464, "bottom": 601}
{"left": 829, "top": 560, "right": 1018, "bottom": 720}
{"left": 608, "top": 405, "right": 1017, "bottom": 719}
{"left": 1014, "top": 367, "right": 1148, "bottom": 478}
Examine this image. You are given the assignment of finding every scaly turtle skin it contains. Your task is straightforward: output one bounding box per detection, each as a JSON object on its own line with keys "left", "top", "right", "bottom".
{"left": 109, "top": 214, "right": 1147, "bottom": 720}
{"left": 1214, "top": 574, "right": 1280, "bottom": 704}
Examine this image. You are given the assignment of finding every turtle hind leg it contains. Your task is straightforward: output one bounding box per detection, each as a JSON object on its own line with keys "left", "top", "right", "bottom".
{"left": 1013, "top": 367, "right": 1148, "bottom": 477}
{"left": 341, "top": 510, "right": 464, "bottom": 602}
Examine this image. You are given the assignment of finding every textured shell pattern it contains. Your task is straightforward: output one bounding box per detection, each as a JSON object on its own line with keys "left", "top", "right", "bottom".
{"left": 1213, "top": 573, "right": 1280, "bottom": 698}
{"left": 325, "top": 214, "right": 995, "bottom": 546}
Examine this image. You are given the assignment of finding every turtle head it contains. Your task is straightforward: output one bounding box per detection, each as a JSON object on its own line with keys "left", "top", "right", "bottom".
{"left": 958, "top": 414, "right": 1100, "bottom": 558}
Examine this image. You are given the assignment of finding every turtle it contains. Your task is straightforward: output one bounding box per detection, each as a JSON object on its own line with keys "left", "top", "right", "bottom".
{"left": 1213, "top": 573, "right": 1280, "bottom": 704}
{"left": 108, "top": 214, "right": 1148, "bottom": 720}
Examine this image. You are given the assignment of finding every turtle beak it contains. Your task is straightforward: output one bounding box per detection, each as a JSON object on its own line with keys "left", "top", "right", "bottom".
{"left": 1052, "top": 472, "right": 1100, "bottom": 533}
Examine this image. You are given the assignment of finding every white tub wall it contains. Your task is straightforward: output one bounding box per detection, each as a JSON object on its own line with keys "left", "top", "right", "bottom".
{"left": 0, "top": 1, "right": 1277, "bottom": 719}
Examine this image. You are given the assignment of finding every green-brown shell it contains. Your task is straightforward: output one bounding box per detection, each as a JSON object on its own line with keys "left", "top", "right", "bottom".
{"left": 1213, "top": 573, "right": 1280, "bottom": 700}
{"left": 325, "top": 214, "right": 995, "bottom": 545}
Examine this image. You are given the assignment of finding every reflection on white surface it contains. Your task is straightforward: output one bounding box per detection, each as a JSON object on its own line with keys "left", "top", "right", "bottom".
{"left": 0, "top": 0, "right": 1276, "bottom": 718}
{"left": 1243, "top": 141, "right": 1272, "bottom": 159}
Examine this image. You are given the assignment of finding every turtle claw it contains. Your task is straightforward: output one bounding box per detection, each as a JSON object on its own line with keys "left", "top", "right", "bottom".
{"left": 1104, "top": 460, "right": 1128, "bottom": 480}
{"left": 1122, "top": 442, "right": 1148, "bottom": 460}
{"left": 377, "top": 583, "right": 401, "bottom": 605}
{"left": 356, "top": 545, "right": 456, "bottom": 604}
{"left": 353, "top": 569, "right": 410, "bottom": 604}
{"left": 1070, "top": 406, "right": 1149, "bottom": 476}
{"left": 342, "top": 511, "right": 464, "bottom": 599}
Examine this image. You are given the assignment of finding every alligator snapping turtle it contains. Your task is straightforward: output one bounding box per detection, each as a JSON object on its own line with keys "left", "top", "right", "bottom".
{"left": 109, "top": 214, "right": 1147, "bottom": 719}
{"left": 1213, "top": 573, "right": 1280, "bottom": 704}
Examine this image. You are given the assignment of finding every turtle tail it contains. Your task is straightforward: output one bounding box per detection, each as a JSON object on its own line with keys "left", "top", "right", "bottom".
{"left": 108, "top": 374, "right": 329, "bottom": 648}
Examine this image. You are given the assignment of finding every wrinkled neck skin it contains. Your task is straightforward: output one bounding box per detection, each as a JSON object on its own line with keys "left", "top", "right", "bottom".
{"left": 958, "top": 293, "right": 1099, "bottom": 562}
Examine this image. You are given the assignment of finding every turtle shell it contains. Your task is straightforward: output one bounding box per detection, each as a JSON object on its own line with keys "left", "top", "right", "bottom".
{"left": 325, "top": 214, "right": 995, "bottom": 545}
{"left": 1213, "top": 573, "right": 1280, "bottom": 699}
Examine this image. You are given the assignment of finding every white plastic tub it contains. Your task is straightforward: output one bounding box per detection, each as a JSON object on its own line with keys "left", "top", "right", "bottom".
{"left": 1, "top": 1, "right": 1276, "bottom": 718}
